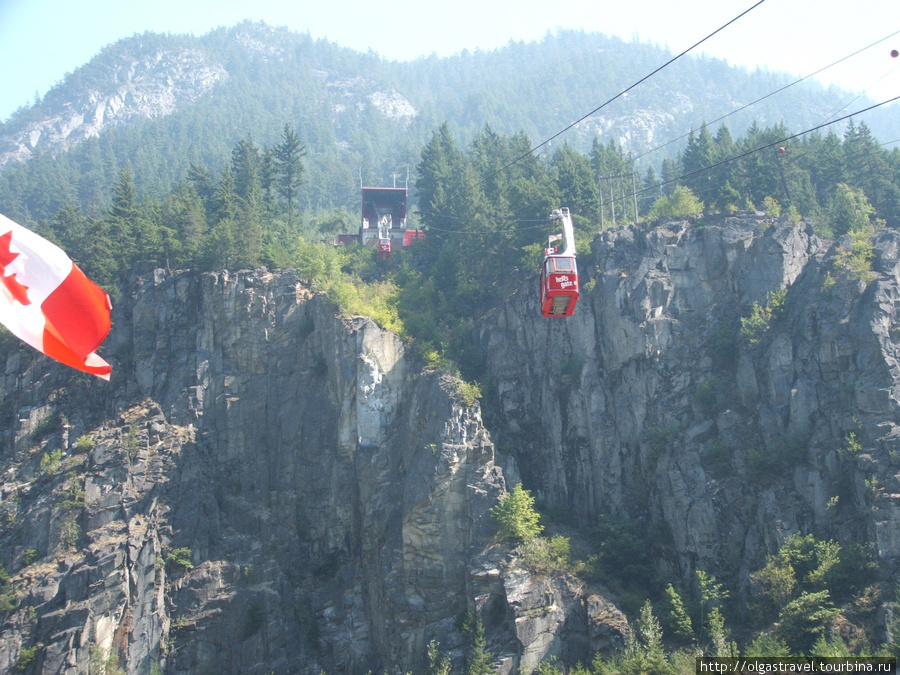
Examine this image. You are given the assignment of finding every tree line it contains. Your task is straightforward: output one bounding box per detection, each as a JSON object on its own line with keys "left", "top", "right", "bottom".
{"left": 40, "top": 124, "right": 307, "bottom": 292}
{"left": 10, "top": 115, "right": 898, "bottom": 375}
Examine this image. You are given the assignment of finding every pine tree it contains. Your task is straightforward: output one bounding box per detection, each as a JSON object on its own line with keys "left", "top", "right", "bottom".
{"left": 427, "top": 639, "right": 452, "bottom": 675}
{"left": 108, "top": 162, "right": 154, "bottom": 268}
{"left": 187, "top": 162, "right": 217, "bottom": 224}
{"left": 680, "top": 124, "right": 716, "bottom": 209}
{"left": 231, "top": 135, "right": 262, "bottom": 210}
{"left": 551, "top": 142, "right": 601, "bottom": 225}
{"left": 274, "top": 124, "right": 306, "bottom": 226}
{"left": 697, "top": 569, "right": 729, "bottom": 644}
{"left": 665, "top": 583, "right": 694, "bottom": 643}
{"left": 230, "top": 136, "right": 263, "bottom": 267}
{"left": 827, "top": 183, "right": 876, "bottom": 237}
{"left": 464, "top": 615, "right": 493, "bottom": 675}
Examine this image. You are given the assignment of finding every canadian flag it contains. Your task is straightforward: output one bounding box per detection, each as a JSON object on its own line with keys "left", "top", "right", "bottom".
{"left": 0, "top": 213, "right": 112, "bottom": 380}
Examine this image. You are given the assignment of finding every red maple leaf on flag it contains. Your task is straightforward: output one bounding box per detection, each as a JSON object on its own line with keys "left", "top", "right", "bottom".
{"left": 0, "top": 230, "right": 31, "bottom": 305}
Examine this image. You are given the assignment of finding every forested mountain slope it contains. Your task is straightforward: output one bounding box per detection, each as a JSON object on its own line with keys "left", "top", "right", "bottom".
{"left": 1, "top": 21, "right": 897, "bottom": 225}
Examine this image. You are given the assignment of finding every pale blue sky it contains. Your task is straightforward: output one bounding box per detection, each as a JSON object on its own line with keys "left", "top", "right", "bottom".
{"left": 1, "top": 0, "right": 898, "bottom": 122}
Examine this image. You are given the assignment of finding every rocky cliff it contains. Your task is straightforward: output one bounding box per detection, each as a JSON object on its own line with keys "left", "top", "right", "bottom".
{"left": 482, "top": 212, "right": 900, "bottom": 589}
{"left": 0, "top": 45, "right": 228, "bottom": 166}
{"left": 2, "top": 214, "right": 900, "bottom": 673}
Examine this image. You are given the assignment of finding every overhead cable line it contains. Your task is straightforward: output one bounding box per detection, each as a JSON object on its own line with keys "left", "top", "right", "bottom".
{"left": 486, "top": 0, "right": 768, "bottom": 181}
{"left": 637, "top": 95, "right": 900, "bottom": 197}
{"left": 631, "top": 29, "right": 900, "bottom": 164}
{"left": 820, "top": 62, "right": 900, "bottom": 124}
{"left": 423, "top": 97, "right": 900, "bottom": 232}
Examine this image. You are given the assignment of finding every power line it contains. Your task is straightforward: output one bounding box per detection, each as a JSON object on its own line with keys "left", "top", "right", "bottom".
{"left": 631, "top": 29, "right": 900, "bottom": 164}
{"left": 638, "top": 95, "right": 900, "bottom": 197}
{"left": 486, "top": 0, "right": 768, "bottom": 181}
{"left": 422, "top": 96, "right": 900, "bottom": 232}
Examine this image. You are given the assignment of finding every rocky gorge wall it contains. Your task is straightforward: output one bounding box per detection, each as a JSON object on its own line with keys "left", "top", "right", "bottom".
{"left": 1, "top": 213, "right": 900, "bottom": 673}
{"left": 0, "top": 267, "right": 623, "bottom": 674}
{"left": 481, "top": 212, "right": 900, "bottom": 590}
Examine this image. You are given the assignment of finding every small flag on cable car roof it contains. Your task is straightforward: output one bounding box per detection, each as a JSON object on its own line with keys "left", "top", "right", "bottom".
{"left": 0, "top": 213, "right": 112, "bottom": 380}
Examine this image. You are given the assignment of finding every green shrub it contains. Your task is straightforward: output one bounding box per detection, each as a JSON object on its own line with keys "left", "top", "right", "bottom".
{"left": 741, "top": 289, "right": 787, "bottom": 350}
{"left": 694, "top": 379, "right": 721, "bottom": 417}
{"left": 592, "top": 514, "right": 670, "bottom": 597}
{"left": 31, "top": 414, "right": 59, "bottom": 442}
{"left": 0, "top": 566, "right": 15, "bottom": 613}
{"left": 648, "top": 186, "right": 704, "bottom": 220}
{"left": 835, "top": 224, "right": 876, "bottom": 283}
{"left": 57, "top": 513, "right": 80, "bottom": 550}
{"left": 88, "top": 644, "right": 124, "bottom": 675}
{"left": 741, "top": 301, "right": 772, "bottom": 348}
{"left": 456, "top": 381, "right": 482, "bottom": 406}
{"left": 746, "top": 432, "right": 809, "bottom": 480}
{"left": 39, "top": 448, "right": 64, "bottom": 476}
{"left": 491, "top": 484, "right": 542, "bottom": 543}
{"left": 59, "top": 477, "right": 86, "bottom": 510}
{"left": 328, "top": 278, "right": 403, "bottom": 333}
{"left": 520, "top": 535, "right": 579, "bottom": 574}
{"left": 74, "top": 435, "right": 94, "bottom": 453}
{"left": 14, "top": 646, "right": 36, "bottom": 672}
{"left": 166, "top": 547, "right": 194, "bottom": 571}
{"left": 665, "top": 583, "right": 694, "bottom": 643}
{"left": 775, "top": 590, "right": 839, "bottom": 653}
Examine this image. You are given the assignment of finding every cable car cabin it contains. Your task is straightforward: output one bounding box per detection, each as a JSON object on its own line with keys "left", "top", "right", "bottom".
{"left": 540, "top": 255, "right": 579, "bottom": 317}
{"left": 378, "top": 238, "right": 391, "bottom": 261}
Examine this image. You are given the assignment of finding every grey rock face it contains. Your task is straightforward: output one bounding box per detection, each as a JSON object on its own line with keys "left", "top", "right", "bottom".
{"left": 0, "top": 48, "right": 227, "bottom": 165}
{"left": 4, "top": 213, "right": 900, "bottom": 673}
{"left": 0, "top": 269, "right": 514, "bottom": 674}
{"left": 481, "top": 213, "right": 900, "bottom": 586}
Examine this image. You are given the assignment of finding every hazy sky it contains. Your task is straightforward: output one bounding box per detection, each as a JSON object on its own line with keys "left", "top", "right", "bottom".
{"left": 1, "top": 0, "right": 898, "bottom": 122}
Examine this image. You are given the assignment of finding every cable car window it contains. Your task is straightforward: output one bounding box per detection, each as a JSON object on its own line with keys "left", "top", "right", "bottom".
{"left": 554, "top": 258, "right": 574, "bottom": 271}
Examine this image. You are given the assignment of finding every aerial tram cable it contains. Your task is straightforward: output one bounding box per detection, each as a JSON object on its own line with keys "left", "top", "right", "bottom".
{"left": 549, "top": 96, "right": 900, "bottom": 216}
{"left": 423, "top": 96, "right": 900, "bottom": 235}
{"left": 423, "top": 93, "right": 900, "bottom": 233}
{"left": 630, "top": 95, "right": 900, "bottom": 199}
{"left": 485, "top": 0, "right": 768, "bottom": 182}
{"left": 631, "top": 29, "right": 900, "bottom": 165}
{"left": 819, "top": 65, "right": 900, "bottom": 125}
{"left": 419, "top": 41, "right": 900, "bottom": 235}
{"left": 518, "top": 29, "right": 900, "bottom": 209}
{"left": 420, "top": 11, "right": 897, "bottom": 234}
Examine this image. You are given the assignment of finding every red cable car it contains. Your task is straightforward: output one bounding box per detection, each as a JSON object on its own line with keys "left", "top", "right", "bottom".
{"left": 540, "top": 208, "right": 579, "bottom": 317}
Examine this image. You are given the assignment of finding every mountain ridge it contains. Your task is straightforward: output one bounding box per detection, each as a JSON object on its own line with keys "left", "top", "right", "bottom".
{"left": 2, "top": 21, "right": 897, "bottom": 219}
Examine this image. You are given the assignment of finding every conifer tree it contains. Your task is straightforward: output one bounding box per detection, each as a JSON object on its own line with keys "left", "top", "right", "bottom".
{"left": 681, "top": 124, "right": 716, "bottom": 208}
{"left": 465, "top": 615, "right": 493, "bottom": 675}
{"left": 274, "top": 124, "right": 306, "bottom": 226}
{"left": 665, "top": 583, "right": 694, "bottom": 643}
